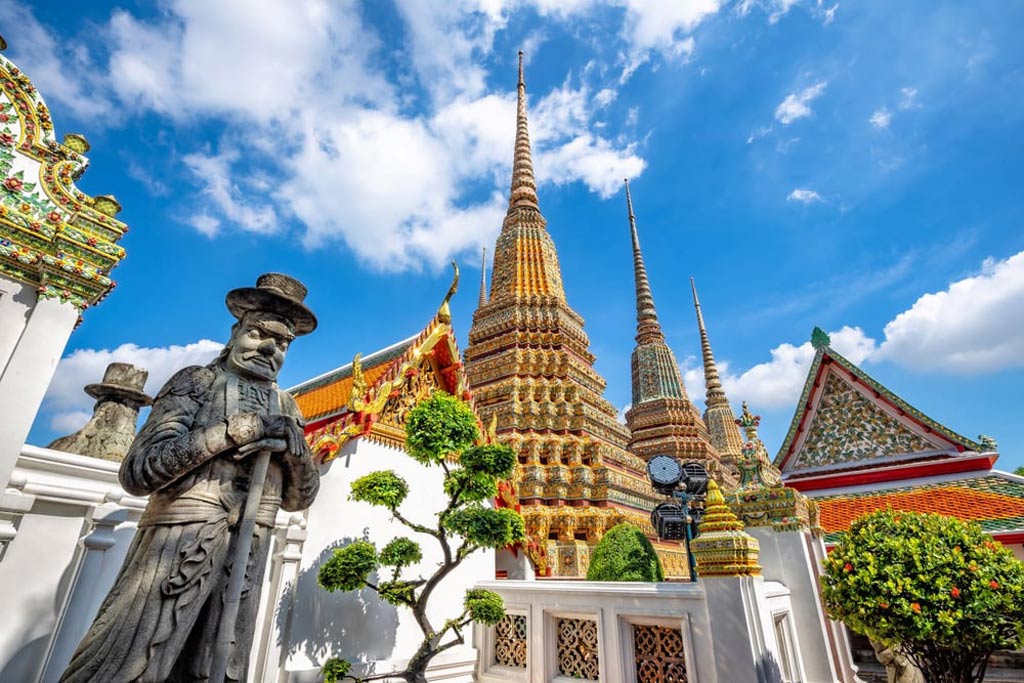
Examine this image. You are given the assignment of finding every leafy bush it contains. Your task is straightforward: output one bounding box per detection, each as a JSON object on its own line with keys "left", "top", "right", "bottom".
{"left": 822, "top": 509, "right": 1024, "bottom": 683}
{"left": 586, "top": 523, "right": 664, "bottom": 582}
{"left": 319, "top": 391, "right": 525, "bottom": 683}
{"left": 404, "top": 391, "right": 479, "bottom": 465}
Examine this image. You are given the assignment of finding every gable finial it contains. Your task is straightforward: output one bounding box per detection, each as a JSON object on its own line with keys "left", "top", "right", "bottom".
{"left": 811, "top": 327, "right": 831, "bottom": 350}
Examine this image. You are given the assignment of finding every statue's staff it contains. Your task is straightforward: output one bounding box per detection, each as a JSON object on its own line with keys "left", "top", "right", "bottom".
{"left": 209, "top": 450, "right": 271, "bottom": 682}
{"left": 210, "top": 367, "right": 292, "bottom": 681}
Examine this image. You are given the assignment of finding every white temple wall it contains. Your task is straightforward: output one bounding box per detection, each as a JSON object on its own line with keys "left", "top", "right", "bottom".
{"left": 751, "top": 527, "right": 849, "bottom": 683}
{"left": 0, "top": 446, "right": 146, "bottom": 682}
{"left": 278, "top": 436, "right": 490, "bottom": 682}
{"left": 474, "top": 579, "right": 719, "bottom": 683}
{"left": 0, "top": 274, "right": 36, "bottom": 376}
{"left": 0, "top": 295, "right": 79, "bottom": 489}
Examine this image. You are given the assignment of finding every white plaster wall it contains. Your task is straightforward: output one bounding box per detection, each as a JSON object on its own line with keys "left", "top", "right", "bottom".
{"left": 474, "top": 579, "right": 718, "bottom": 683}
{"left": 0, "top": 447, "right": 146, "bottom": 682}
{"left": 281, "top": 437, "right": 492, "bottom": 681}
{"left": 0, "top": 274, "right": 35, "bottom": 377}
{"left": 0, "top": 297, "right": 79, "bottom": 488}
{"left": 751, "top": 527, "right": 843, "bottom": 683}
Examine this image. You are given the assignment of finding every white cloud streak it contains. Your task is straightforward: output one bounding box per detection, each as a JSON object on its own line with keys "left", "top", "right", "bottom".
{"left": 775, "top": 81, "right": 828, "bottom": 124}
{"left": 787, "top": 188, "right": 823, "bottom": 203}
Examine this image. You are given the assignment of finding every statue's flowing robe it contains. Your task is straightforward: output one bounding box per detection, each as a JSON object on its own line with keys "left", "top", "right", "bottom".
{"left": 61, "top": 364, "right": 320, "bottom": 683}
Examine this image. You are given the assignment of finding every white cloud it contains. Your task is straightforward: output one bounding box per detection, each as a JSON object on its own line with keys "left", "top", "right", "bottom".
{"left": 617, "top": 0, "right": 718, "bottom": 56}
{"left": 0, "top": 1, "right": 113, "bottom": 119}
{"left": 184, "top": 149, "right": 278, "bottom": 236}
{"left": 876, "top": 251, "right": 1024, "bottom": 373}
{"left": 898, "top": 86, "right": 920, "bottom": 110}
{"left": 869, "top": 107, "right": 891, "bottom": 129}
{"left": 775, "top": 81, "right": 828, "bottom": 124}
{"left": 42, "top": 340, "right": 223, "bottom": 435}
{"left": 682, "top": 326, "right": 877, "bottom": 411}
{"left": 787, "top": 188, "right": 823, "bottom": 203}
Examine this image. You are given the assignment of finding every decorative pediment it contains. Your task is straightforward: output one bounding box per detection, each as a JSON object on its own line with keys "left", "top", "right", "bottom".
{"left": 789, "top": 370, "right": 944, "bottom": 471}
{"left": 776, "top": 330, "right": 983, "bottom": 476}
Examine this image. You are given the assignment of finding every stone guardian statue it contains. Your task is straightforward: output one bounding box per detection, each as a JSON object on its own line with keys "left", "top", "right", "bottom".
{"left": 47, "top": 362, "right": 153, "bottom": 461}
{"left": 60, "top": 273, "right": 320, "bottom": 682}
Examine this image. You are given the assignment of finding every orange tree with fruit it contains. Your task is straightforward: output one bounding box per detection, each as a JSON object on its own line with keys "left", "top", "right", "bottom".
{"left": 822, "top": 509, "right": 1024, "bottom": 683}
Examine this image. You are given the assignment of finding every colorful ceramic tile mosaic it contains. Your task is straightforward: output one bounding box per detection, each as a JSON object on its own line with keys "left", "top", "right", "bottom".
{"left": 791, "top": 371, "right": 938, "bottom": 470}
{"left": 0, "top": 50, "right": 127, "bottom": 312}
{"left": 691, "top": 480, "right": 762, "bottom": 577}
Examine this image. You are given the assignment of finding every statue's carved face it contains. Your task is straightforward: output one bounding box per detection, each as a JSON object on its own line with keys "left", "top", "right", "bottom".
{"left": 227, "top": 312, "right": 295, "bottom": 381}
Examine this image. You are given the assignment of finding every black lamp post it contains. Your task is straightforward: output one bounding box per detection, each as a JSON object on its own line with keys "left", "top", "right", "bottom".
{"left": 646, "top": 455, "right": 709, "bottom": 582}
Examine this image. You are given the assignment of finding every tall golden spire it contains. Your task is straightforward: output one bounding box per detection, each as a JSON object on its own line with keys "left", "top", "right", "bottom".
{"left": 464, "top": 53, "right": 689, "bottom": 579}
{"left": 508, "top": 50, "right": 539, "bottom": 211}
{"left": 690, "top": 277, "right": 745, "bottom": 460}
{"left": 626, "top": 179, "right": 663, "bottom": 345}
{"left": 625, "top": 182, "right": 722, "bottom": 482}
{"left": 691, "top": 277, "right": 727, "bottom": 407}
{"left": 478, "top": 246, "right": 488, "bottom": 307}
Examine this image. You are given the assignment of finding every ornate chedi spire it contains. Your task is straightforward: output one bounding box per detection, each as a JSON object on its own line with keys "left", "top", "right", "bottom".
{"left": 623, "top": 182, "right": 728, "bottom": 483}
{"left": 690, "top": 278, "right": 745, "bottom": 464}
{"left": 465, "top": 57, "right": 690, "bottom": 579}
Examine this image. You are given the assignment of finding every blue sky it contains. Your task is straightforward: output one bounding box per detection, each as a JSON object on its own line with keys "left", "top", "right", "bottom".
{"left": 10, "top": 0, "right": 1024, "bottom": 471}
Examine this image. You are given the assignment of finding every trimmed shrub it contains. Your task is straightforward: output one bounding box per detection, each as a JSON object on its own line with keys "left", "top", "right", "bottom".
{"left": 586, "top": 523, "right": 664, "bottom": 582}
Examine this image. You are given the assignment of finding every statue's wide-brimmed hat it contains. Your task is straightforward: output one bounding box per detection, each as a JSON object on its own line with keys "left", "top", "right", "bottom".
{"left": 226, "top": 272, "right": 317, "bottom": 335}
{"left": 85, "top": 362, "right": 153, "bottom": 406}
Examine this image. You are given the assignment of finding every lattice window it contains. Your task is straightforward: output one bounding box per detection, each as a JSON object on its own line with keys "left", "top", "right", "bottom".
{"left": 556, "top": 617, "right": 599, "bottom": 680}
{"left": 493, "top": 613, "right": 527, "bottom": 668}
{"left": 633, "top": 624, "right": 687, "bottom": 683}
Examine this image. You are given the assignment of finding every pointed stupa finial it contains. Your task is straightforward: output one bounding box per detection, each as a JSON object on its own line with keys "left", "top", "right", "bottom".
{"left": 478, "top": 246, "right": 489, "bottom": 307}
{"left": 508, "top": 50, "right": 539, "bottom": 211}
{"left": 627, "top": 180, "right": 663, "bottom": 344}
{"left": 691, "top": 277, "right": 728, "bottom": 407}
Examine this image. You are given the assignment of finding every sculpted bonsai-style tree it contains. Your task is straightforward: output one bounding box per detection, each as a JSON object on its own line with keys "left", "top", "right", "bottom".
{"left": 317, "top": 392, "right": 525, "bottom": 683}
{"left": 822, "top": 509, "right": 1024, "bottom": 683}
{"left": 586, "top": 523, "right": 664, "bottom": 582}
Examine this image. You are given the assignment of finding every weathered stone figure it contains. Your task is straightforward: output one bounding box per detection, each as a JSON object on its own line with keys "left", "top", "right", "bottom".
{"left": 47, "top": 362, "right": 153, "bottom": 461}
{"left": 61, "top": 273, "right": 320, "bottom": 682}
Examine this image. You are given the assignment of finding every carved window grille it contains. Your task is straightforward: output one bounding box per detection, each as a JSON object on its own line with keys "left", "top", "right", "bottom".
{"left": 493, "top": 613, "right": 527, "bottom": 668}
{"left": 633, "top": 624, "right": 687, "bottom": 683}
{"left": 556, "top": 617, "right": 600, "bottom": 680}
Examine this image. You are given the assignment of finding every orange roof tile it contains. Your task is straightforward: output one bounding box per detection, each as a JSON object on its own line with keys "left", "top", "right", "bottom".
{"left": 294, "top": 360, "right": 393, "bottom": 422}
{"left": 815, "top": 475, "right": 1024, "bottom": 542}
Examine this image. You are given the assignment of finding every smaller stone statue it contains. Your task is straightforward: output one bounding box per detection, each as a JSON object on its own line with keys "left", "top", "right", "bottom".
{"left": 47, "top": 362, "right": 153, "bottom": 461}
{"left": 871, "top": 640, "right": 925, "bottom": 683}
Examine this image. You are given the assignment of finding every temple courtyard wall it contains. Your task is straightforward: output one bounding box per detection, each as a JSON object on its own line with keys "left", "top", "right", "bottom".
{"left": 0, "top": 441, "right": 858, "bottom": 683}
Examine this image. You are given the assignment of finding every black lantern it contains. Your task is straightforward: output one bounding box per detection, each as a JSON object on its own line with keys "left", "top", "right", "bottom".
{"left": 681, "top": 462, "right": 709, "bottom": 495}
{"left": 650, "top": 502, "right": 688, "bottom": 541}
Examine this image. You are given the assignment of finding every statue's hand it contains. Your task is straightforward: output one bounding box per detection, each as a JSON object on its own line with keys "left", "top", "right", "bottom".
{"left": 234, "top": 437, "right": 288, "bottom": 459}
{"left": 261, "top": 415, "right": 306, "bottom": 456}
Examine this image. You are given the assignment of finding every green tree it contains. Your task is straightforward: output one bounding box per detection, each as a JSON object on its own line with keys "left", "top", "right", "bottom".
{"left": 821, "top": 509, "right": 1024, "bottom": 683}
{"left": 1013, "top": 466, "right": 1024, "bottom": 477}
{"left": 317, "top": 392, "right": 525, "bottom": 683}
{"left": 586, "top": 523, "right": 664, "bottom": 582}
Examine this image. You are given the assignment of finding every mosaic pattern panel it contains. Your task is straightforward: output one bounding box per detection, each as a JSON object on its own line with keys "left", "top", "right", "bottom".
{"left": 792, "top": 372, "right": 936, "bottom": 470}
{"left": 633, "top": 624, "right": 687, "bottom": 683}
{"left": 493, "top": 614, "right": 527, "bottom": 668}
{"left": 557, "top": 617, "right": 599, "bottom": 680}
